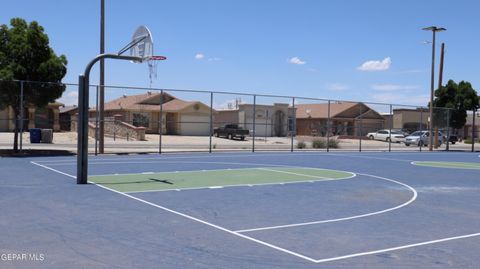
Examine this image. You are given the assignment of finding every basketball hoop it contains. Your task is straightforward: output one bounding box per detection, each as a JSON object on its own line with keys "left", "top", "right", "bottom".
{"left": 146, "top": 56, "right": 167, "bottom": 86}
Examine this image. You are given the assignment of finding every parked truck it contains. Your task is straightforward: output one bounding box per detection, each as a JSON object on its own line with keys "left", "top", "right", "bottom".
{"left": 213, "top": 124, "right": 249, "bottom": 140}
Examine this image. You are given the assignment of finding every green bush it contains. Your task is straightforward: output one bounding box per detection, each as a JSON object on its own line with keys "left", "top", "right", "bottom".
{"left": 312, "top": 139, "right": 326, "bottom": 148}
{"left": 328, "top": 139, "right": 339, "bottom": 148}
{"left": 464, "top": 138, "right": 479, "bottom": 144}
{"left": 296, "top": 141, "right": 307, "bottom": 149}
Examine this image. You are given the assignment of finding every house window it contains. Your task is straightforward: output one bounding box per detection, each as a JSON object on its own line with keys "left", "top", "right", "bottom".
{"left": 288, "top": 117, "right": 294, "bottom": 132}
{"left": 132, "top": 113, "right": 149, "bottom": 128}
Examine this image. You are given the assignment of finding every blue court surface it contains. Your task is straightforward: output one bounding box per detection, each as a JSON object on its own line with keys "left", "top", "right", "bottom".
{"left": 2, "top": 151, "right": 480, "bottom": 268}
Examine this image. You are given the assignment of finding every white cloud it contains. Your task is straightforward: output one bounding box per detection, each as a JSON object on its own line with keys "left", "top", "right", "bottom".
{"left": 357, "top": 57, "right": 391, "bottom": 71}
{"left": 58, "top": 91, "right": 78, "bottom": 106}
{"left": 195, "top": 53, "right": 205, "bottom": 60}
{"left": 371, "top": 84, "right": 419, "bottom": 91}
{"left": 208, "top": 57, "right": 222, "bottom": 61}
{"left": 326, "top": 83, "right": 349, "bottom": 91}
{"left": 288, "top": 56, "right": 306, "bottom": 65}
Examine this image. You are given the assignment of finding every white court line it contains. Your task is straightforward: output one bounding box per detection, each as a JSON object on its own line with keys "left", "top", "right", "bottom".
{"left": 30, "top": 161, "right": 76, "bottom": 179}
{"left": 91, "top": 166, "right": 294, "bottom": 177}
{"left": 29, "top": 151, "right": 420, "bottom": 165}
{"left": 411, "top": 161, "right": 480, "bottom": 170}
{"left": 29, "top": 161, "right": 318, "bottom": 263}
{"left": 313, "top": 232, "right": 480, "bottom": 263}
{"left": 235, "top": 173, "right": 417, "bottom": 233}
{"left": 123, "top": 177, "right": 354, "bottom": 194}
{"left": 32, "top": 150, "right": 476, "bottom": 165}
{"left": 29, "top": 160, "right": 480, "bottom": 264}
{"left": 257, "top": 167, "right": 329, "bottom": 179}
{"left": 121, "top": 167, "right": 355, "bottom": 194}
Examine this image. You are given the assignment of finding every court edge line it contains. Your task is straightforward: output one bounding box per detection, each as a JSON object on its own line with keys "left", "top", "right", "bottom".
{"left": 411, "top": 161, "right": 480, "bottom": 170}
{"left": 313, "top": 232, "right": 480, "bottom": 263}
{"left": 31, "top": 161, "right": 76, "bottom": 179}
{"left": 234, "top": 173, "right": 417, "bottom": 233}
{"left": 32, "top": 151, "right": 442, "bottom": 164}
{"left": 118, "top": 167, "right": 356, "bottom": 194}
{"left": 257, "top": 167, "right": 329, "bottom": 179}
{"left": 121, "top": 175, "right": 355, "bottom": 194}
{"left": 29, "top": 161, "right": 318, "bottom": 263}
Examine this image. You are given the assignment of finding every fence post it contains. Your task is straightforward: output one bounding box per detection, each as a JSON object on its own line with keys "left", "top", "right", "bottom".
{"left": 291, "top": 97, "right": 295, "bottom": 152}
{"left": 252, "top": 95, "right": 256, "bottom": 152}
{"left": 159, "top": 90, "right": 163, "bottom": 154}
{"left": 419, "top": 109, "right": 423, "bottom": 152}
{"left": 388, "top": 104, "right": 392, "bottom": 152}
{"left": 19, "top": 81, "right": 24, "bottom": 152}
{"left": 446, "top": 108, "right": 450, "bottom": 151}
{"left": 359, "top": 105, "right": 362, "bottom": 152}
{"left": 95, "top": 86, "right": 99, "bottom": 156}
{"left": 327, "top": 100, "right": 331, "bottom": 152}
{"left": 472, "top": 109, "right": 476, "bottom": 152}
{"left": 209, "top": 92, "right": 213, "bottom": 153}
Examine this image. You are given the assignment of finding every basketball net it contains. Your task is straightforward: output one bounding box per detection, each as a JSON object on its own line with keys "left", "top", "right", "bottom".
{"left": 146, "top": 56, "right": 167, "bottom": 87}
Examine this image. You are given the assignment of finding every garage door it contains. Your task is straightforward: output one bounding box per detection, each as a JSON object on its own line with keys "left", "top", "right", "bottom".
{"left": 179, "top": 115, "right": 211, "bottom": 136}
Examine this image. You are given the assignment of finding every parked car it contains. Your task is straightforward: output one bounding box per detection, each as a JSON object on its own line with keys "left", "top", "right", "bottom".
{"left": 404, "top": 131, "right": 444, "bottom": 147}
{"left": 447, "top": 134, "right": 458, "bottom": 144}
{"left": 366, "top": 129, "right": 406, "bottom": 143}
{"left": 213, "top": 124, "right": 249, "bottom": 140}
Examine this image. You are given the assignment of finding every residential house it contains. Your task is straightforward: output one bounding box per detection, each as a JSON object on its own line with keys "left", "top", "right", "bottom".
{"left": 295, "top": 102, "right": 385, "bottom": 136}
{"left": 215, "top": 103, "right": 295, "bottom": 137}
{"left": 89, "top": 92, "right": 215, "bottom": 136}
{"left": 0, "top": 102, "right": 63, "bottom": 132}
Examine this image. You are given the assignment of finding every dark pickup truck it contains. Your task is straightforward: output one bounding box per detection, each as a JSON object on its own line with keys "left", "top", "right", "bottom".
{"left": 213, "top": 124, "right": 249, "bottom": 140}
{"left": 447, "top": 134, "right": 458, "bottom": 144}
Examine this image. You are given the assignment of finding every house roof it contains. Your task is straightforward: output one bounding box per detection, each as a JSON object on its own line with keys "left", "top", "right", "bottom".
{"left": 296, "top": 102, "right": 384, "bottom": 120}
{"left": 296, "top": 102, "right": 358, "bottom": 118}
{"left": 99, "top": 92, "right": 213, "bottom": 113}
{"left": 59, "top": 105, "right": 78, "bottom": 114}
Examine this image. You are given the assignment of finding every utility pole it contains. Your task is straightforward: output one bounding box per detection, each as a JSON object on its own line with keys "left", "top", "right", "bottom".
{"left": 438, "top": 43, "right": 445, "bottom": 150}
{"left": 423, "top": 26, "right": 446, "bottom": 151}
{"left": 99, "top": 0, "right": 105, "bottom": 153}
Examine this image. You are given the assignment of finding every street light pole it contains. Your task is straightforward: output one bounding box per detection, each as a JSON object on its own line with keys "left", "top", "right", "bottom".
{"left": 99, "top": 0, "right": 105, "bottom": 154}
{"left": 423, "top": 26, "right": 446, "bottom": 151}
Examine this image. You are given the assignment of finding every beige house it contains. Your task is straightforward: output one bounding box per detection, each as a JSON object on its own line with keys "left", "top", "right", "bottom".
{"left": 296, "top": 102, "right": 385, "bottom": 137}
{"left": 89, "top": 92, "right": 215, "bottom": 136}
{"left": 215, "top": 103, "right": 295, "bottom": 137}
{"left": 463, "top": 112, "right": 480, "bottom": 139}
{"left": 391, "top": 108, "right": 429, "bottom": 132}
{"left": 0, "top": 103, "right": 62, "bottom": 132}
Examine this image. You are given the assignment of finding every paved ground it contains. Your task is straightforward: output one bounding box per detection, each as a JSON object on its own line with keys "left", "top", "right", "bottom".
{"left": 1, "top": 151, "right": 480, "bottom": 268}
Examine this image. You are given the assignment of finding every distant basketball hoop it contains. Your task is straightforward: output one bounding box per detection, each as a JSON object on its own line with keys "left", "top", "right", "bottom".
{"left": 127, "top": 26, "right": 167, "bottom": 85}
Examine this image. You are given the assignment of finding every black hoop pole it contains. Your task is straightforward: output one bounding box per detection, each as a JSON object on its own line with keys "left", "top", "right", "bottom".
{"left": 77, "top": 54, "right": 142, "bottom": 184}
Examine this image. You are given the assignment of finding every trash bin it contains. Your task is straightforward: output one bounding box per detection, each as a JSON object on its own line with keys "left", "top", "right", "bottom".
{"left": 29, "top": 128, "right": 42, "bottom": 143}
{"left": 41, "top": 129, "right": 53, "bottom": 143}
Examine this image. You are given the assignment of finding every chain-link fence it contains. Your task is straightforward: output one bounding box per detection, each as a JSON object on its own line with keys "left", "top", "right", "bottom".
{"left": 0, "top": 79, "right": 478, "bottom": 153}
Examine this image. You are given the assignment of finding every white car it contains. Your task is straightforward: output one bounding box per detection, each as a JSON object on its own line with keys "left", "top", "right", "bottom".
{"left": 404, "top": 131, "right": 444, "bottom": 147}
{"left": 366, "top": 129, "right": 406, "bottom": 143}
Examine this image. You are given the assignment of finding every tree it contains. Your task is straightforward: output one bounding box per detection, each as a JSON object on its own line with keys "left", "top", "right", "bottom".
{"left": 432, "top": 80, "right": 479, "bottom": 130}
{"left": 0, "top": 18, "right": 67, "bottom": 151}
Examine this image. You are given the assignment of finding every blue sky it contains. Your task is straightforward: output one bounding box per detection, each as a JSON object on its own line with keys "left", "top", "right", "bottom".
{"left": 1, "top": 0, "right": 479, "bottom": 108}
